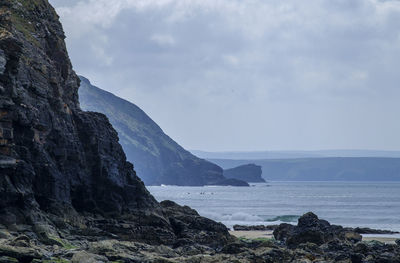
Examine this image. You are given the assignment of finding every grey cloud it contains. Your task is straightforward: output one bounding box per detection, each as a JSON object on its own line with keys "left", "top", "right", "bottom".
{"left": 50, "top": 0, "right": 400, "bottom": 151}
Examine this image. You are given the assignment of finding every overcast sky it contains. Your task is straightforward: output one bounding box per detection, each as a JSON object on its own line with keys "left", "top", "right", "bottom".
{"left": 50, "top": 0, "right": 400, "bottom": 152}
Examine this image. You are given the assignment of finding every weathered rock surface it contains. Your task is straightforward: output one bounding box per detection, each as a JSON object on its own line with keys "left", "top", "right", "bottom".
{"left": 224, "top": 164, "right": 266, "bottom": 183}
{"left": 79, "top": 76, "right": 249, "bottom": 187}
{"left": 161, "top": 200, "right": 235, "bottom": 248}
{"left": 0, "top": 0, "right": 232, "bottom": 248}
{"left": 0, "top": 0, "right": 158, "bottom": 232}
{"left": 273, "top": 212, "right": 362, "bottom": 247}
{"left": 0, "top": 218, "right": 399, "bottom": 262}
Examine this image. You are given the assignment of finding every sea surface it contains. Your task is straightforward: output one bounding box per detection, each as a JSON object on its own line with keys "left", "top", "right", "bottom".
{"left": 148, "top": 182, "right": 400, "bottom": 232}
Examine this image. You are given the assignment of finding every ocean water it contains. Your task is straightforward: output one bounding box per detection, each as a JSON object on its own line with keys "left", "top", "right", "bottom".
{"left": 148, "top": 182, "right": 400, "bottom": 232}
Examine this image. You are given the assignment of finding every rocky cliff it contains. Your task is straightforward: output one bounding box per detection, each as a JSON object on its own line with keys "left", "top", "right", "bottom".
{"left": 0, "top": 2, "right": 399, "bottom": 262}
{"left": 79, "top": 76, "right": 248, "bottom": 187}
{"left": 0, "top": 0, "right": 232, "bottom": 249}
{"left": 224, "top": 164, "right": 265, "bottom": 183}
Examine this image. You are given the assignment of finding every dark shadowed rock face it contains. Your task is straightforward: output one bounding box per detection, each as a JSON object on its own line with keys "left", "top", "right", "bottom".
{"left": 273, "top": 212, "right": 362, "bottom": 247}
{"left": 0, "top": 0, "right": 158, "bottom": 223}
{"left": 224, "top": 164, "right": 265, "bottom": 183}
{"left": 79, "top": 76, "right": 249, "bottom": 187}
{"left": 161, "top": 200, "right": 235, "bottom": 248}
{"left": 0, "top": 0, "right": 233, "bottom": 247}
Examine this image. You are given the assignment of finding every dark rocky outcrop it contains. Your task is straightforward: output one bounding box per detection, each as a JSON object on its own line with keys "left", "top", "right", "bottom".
{"left": 0, "top": 0, "right": 232, "bottom": 248}
{"left": 0, "top": 0, "right": 156, "bottom": 230}
{"left": 273, "top": 212, "right": 362, "bottom": 247}
{"left": 0, "top": 215, "right": 399, "bottom": 262}
{"left": 224, "top": 164, "right": 265, "bottom": 183}
{"left": 161, "top": 200, "right": 234, "bottom": 248}
{"left": 79, "top": 76, "right": 248, "bottom": 187}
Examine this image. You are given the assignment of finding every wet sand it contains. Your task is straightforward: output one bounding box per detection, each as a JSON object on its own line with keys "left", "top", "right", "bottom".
{"left": 362, "top": 235, "right": 399, "bottom": 244}
{"left": 229, "top": 231, "right": 398, "bottom": 244}
{"left": 229, "top": 230, "right": 274, "bottom": 240}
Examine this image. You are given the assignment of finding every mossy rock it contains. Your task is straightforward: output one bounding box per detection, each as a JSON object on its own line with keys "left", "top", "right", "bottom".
{"left": 32, "top": 258, "right": 70, "bottom": 263}
{"left": 0, "top": 256, "right": 18, "bottom": 263}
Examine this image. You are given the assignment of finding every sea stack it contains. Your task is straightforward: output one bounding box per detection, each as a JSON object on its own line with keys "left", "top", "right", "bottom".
{"left": 224, "top": 164, "right": 265, "bottom": 183}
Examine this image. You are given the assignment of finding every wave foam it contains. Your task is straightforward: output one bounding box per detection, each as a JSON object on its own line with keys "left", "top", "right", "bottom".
{"left": 265, "top": 215, "right": 300, "bottom": 223}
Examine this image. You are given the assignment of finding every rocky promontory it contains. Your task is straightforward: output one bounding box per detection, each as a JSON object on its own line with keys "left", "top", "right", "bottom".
{"left": 79, "top": 76, "right": 248, "bottom": 187}
{"left": 224, "top": 164, "right": 265, "bottom": 183}
{"left": 0, "top": 1, "right": 399, "bottom": 262}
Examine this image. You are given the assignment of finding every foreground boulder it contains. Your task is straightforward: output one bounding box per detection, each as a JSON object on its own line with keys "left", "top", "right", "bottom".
{"left": 0, "top": 216, "right": 398, "bottom": 262}
{"left": 273, "top": 212, "right": 362, "bottom": 247}
{"left": 161, "top": 201, "right": 235, "bottom": 248}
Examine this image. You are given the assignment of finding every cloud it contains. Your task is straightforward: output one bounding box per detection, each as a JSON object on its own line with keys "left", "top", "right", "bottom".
{"left": 150, "top": 34, "right": 176, "bottom": 46}
{"left": 50, "top": 0, "right": 400, "bottom": 151}
{"left": 222, "top": 55, "right": 239, "bottom": 67}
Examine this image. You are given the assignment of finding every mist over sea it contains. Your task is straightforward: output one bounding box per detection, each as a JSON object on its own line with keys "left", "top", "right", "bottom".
{"left": 148, "top": 182, "right": 400, "bottom": 232}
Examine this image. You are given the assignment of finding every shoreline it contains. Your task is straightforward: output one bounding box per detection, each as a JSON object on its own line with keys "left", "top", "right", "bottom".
{"left": 229, "top": 230, "right": 400, "bottom": 244}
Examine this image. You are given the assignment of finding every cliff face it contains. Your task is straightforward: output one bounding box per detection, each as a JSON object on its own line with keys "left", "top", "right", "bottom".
{"left": 0, "top": 0, "right": 232, "bottom": 248}
{"left": 224, "top": 164, "right": 265, "bottom": 183}
{"left": 0, "top": 0, "right": 159, "bottom": 222}
{"left": 79, "top": 77, "right": 249, "bottom": 187}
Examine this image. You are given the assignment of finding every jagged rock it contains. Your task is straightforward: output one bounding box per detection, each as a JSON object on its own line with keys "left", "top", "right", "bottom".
{"left": 71, "top": 251, "right": 108, "bottom": 263}
{"left": 9, "top": 235, "right": 30, "bottom": 247}
{"left": 0, "top": 0, "right": 161, "bottom": 225}
{"left": 32, "top": 223, "right": 67, "bottom": 246}
{"left": 0, "top": 49, "right": 5, "bottom": 74}
{"left": 0, "top": 0, "right": 232, "bottom": 248}
{"left": 224, "top": 164, "right": 265, "bottom": 183}
{"left": 273, "top": 212, "right": 361, "bottom": 247}
{"left": 0, "top": 229, "right": 11, "bottom": 239}
{"left": 0, "top": 257, "right": 18, "bottom": 263}
{"left": 273, "top": 223, "right": 296, "bottom": 242}
{"left": 161, "top": 200, "right": 235, "bottom": 248}
{"left": 220, "top": 242, "right": 246, "bottom": 254}
{"left": 0, "top": 242, "right": 42, "bottom": 262}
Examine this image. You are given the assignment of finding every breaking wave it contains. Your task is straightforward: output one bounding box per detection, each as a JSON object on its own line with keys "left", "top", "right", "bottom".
{"left": 265, "top": 215, "right": 300, "bottom": 223}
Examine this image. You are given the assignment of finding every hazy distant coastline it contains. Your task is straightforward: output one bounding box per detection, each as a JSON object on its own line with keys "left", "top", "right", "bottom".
{"left": 192, "top": 149, "right": 400, "bottom": 160}
{"left": 209, "top": 157, "right": 400, "bottom": 181}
